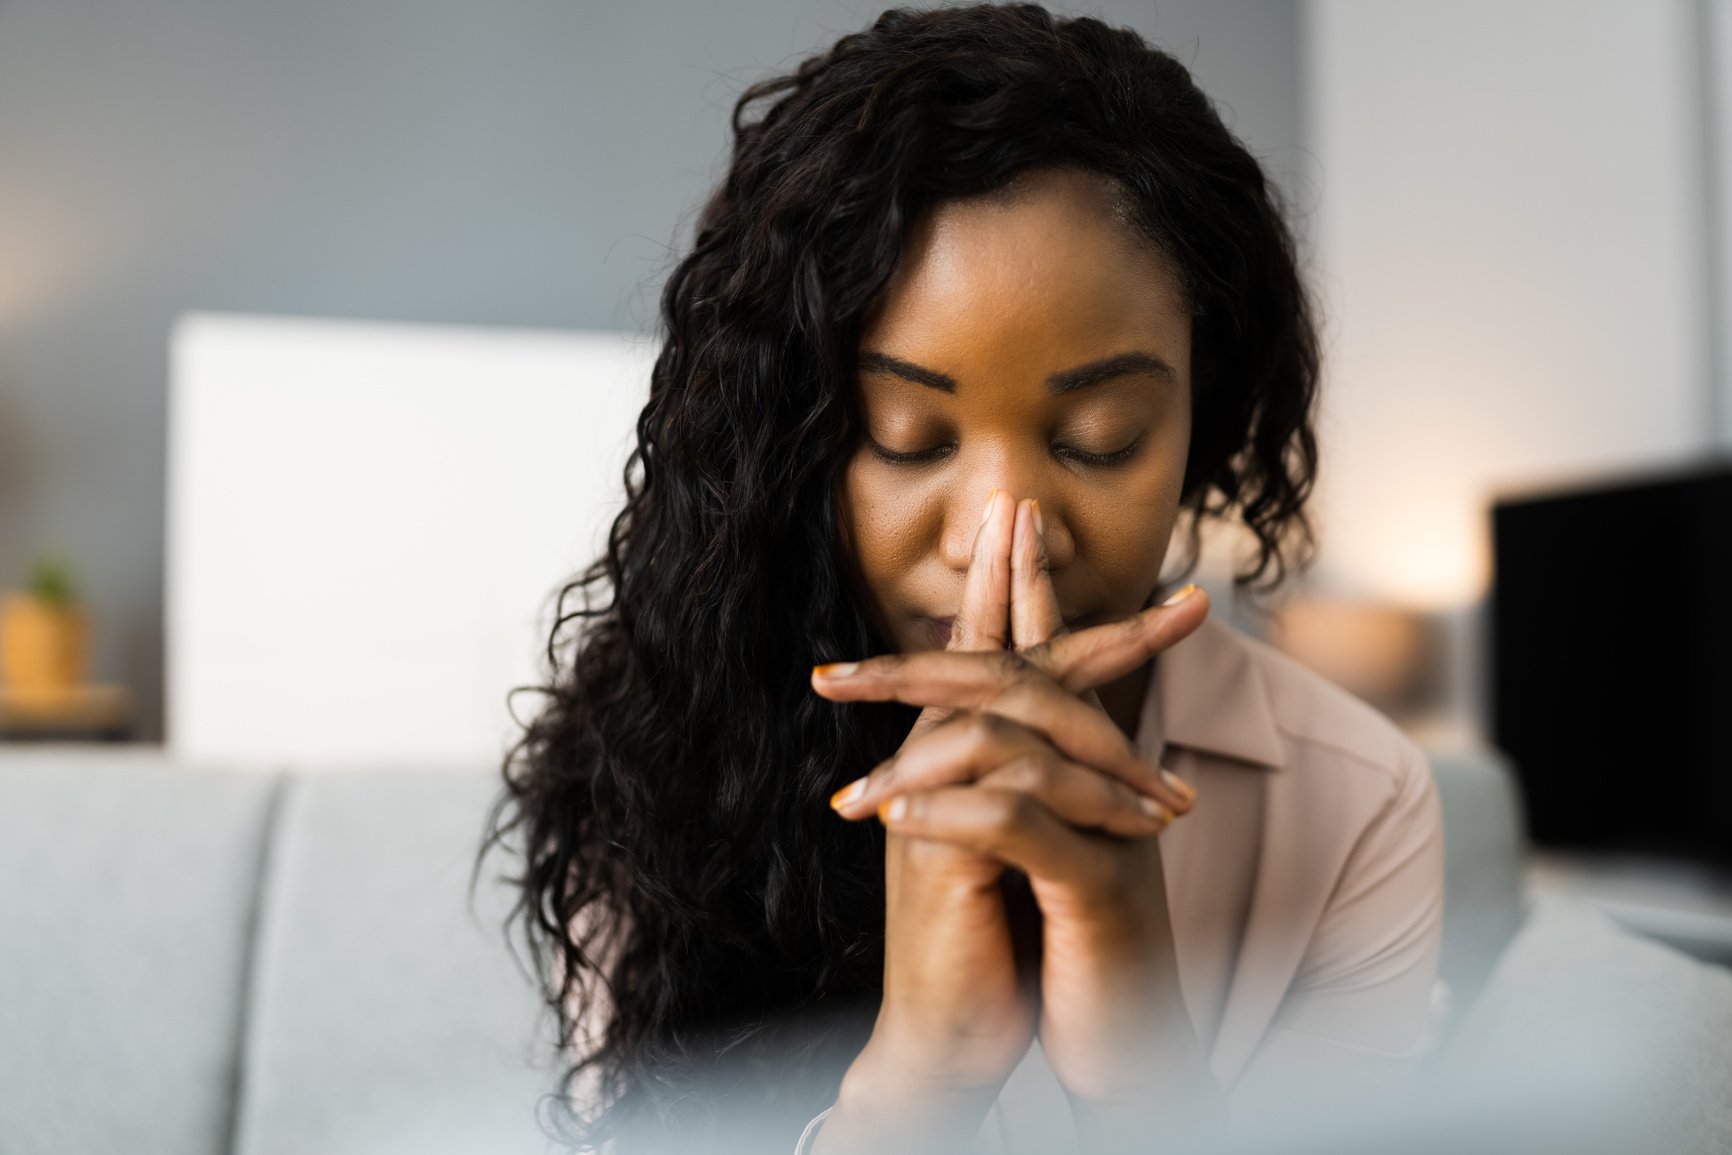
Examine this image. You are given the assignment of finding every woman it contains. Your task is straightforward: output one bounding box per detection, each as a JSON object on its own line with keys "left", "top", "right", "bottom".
{"left": 478, "top": 6, "right": 1445, "bottom": 1154}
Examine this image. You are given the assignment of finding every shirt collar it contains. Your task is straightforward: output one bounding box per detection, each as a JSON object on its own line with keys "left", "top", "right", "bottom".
{"left": 1137, "top": 614, "right": 1286, "bottom": 770}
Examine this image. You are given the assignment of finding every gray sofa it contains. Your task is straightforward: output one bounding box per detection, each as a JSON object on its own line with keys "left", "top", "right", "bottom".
{"left": 1, "top": 744, "right": 1726, "bottom": 1155}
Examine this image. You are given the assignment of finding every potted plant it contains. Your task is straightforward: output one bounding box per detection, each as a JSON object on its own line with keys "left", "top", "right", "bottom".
{"left": 1, "top": 554, "right": 91, "bottom": 697}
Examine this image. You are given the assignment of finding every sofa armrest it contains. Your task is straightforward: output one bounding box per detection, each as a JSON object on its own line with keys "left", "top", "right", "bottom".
{"left": 1423, "top": 745, "right": 1530, "bottom": 1018}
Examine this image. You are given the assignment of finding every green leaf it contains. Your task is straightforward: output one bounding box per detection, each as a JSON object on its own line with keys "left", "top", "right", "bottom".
{"left": 27, "top": 555, "right": 76, "bottom": 607}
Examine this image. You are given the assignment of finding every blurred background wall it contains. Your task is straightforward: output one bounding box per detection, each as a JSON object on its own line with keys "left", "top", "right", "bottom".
{"left": 0, "top": 0, "right": 1303, "bottom": 743}
{"left": 1311, "top": 0, "right": 1713, "bottom": 608}
{"left": 7, "top": 0, "right": 1732, "bottom": 748}
{"left": 1305, "top": 0, "right": 1732, "bottom": 740}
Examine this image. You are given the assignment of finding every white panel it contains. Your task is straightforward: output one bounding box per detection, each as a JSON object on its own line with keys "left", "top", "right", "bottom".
{"left": 165, "top": 313, "right": 656, "bottom": 770}
{"left": 1305, "top": 0, "right": 1707, "bottom": 608}
{"left": 1711, "top": 0, "right": 1732, "bottom": 448}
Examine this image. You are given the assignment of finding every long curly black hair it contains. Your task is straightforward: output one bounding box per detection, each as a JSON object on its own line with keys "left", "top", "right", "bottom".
{"left": 475, "top": 5, "right": 1320, "bottom": 1151}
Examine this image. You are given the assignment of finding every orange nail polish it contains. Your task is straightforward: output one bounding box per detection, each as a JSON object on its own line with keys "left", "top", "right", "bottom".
{"left": 812, "top": 662, "right": 859, "bottom": 678}
{"left": 831, "top": 778, "right": 867, "bottom": 810}
{"left": 1139, "top": 795, "right": 1174, "bottom": 824}
{"left": 1161, "top": 583, "right": 1199, "bottom": 607}
{"left": 1031, "top": 499, "right": 1045, "bottom": 538}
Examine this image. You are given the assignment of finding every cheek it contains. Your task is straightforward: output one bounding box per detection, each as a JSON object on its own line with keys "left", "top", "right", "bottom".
{"left": 1080, "top": 503, "right": 1169, "bottom": 588}
{"left": 1077, "top": 432, "right": 1190, "bottom": 597}
{"left": 841, "top": 456, "right": 929, "bottom": 595}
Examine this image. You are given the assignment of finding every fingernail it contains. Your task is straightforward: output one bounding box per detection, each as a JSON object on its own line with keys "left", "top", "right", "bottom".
{"left": 1161, "top": 583, "right": 1199, "bottom": 607}
{"left": 813, "top": 662, "right": 859, "bottom": 678}
{"left": 878, "top": 796, "right": 908, "bottom": 823}
{"left": 1161, "top": 768, "right": 1196, "bottom": 802}
{"left": 830, "top": 777, "right": 867, "bottom": 810}
{"left": 1138, "top": 796, "right": 1174, "bottom": 824}
{"left": 1031, "top": 499, "right": 1045, "bottom": 538}
{"left": 980, "top": 487, "right": 999, "bottom": 527}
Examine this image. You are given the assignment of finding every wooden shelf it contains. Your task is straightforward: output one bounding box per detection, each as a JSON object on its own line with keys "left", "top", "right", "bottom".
{"left": 0, "top": 683, "right": 134, "bottom": 739}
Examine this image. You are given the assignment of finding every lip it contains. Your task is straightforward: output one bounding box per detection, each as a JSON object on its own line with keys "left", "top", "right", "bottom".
{"left": 922, "top": 615, "right": 956, "bottom": 647}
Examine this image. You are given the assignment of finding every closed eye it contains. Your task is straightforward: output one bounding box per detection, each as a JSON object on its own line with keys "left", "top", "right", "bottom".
{"left": 866, "top": 440, "right": 954, "bottom": 466}
{"left": 865, "top": 434, "right": 1144, "bottom": 468}
{"left": 1061, "top": 435, "right": 1143, "bottom": 467}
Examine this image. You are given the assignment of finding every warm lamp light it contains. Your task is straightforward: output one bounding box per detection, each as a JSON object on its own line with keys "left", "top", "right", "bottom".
{"left": 1267, "top": 595, "right": 1433, "bottom": 715}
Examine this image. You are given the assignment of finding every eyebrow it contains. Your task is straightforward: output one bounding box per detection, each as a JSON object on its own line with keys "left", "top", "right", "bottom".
{"left": 856, "top": 350, "right": 1176, "bottom": 396}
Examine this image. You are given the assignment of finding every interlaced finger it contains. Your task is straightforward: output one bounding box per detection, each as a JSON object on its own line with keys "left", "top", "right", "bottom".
{"left": 1023, "top": 582, "right": 1210, "bottom": 696}
{"left": 817, "top": 650, "right": 1194, "bottom": 813}
{"left": 874, "top": 784, "right": 1115, "bottom": 890}
{"left": 975, "top": 753, "right": 1175, "bottom": 837}
{"left": 831, "top": 709, "right": 1180, "bottom": 826}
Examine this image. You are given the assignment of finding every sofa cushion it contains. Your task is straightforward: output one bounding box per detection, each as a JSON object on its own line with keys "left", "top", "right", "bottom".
{"left": 231, "top": 767, "right": 562, "bottom": 1155}
{"left": 1430, "top": 892, "right": 1732, "bottom": 1155}
{"left": 0, "top": 747, "right": 281, "bottom": 1155}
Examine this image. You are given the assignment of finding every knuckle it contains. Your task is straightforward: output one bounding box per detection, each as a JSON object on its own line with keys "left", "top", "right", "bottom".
{"left": 946, "top": 712, "right": 1004, "bottom": 761}
{"left": 1110, "top": 607, "right": 1145, "bottom": 632}
{"left": 991, "top": 650, "right": 1031, "bottom": 680}
{"left": 930, "top": 707, "right": 972, "bottom": 735}
{"left": 1096, "top": 771, "right": 1130, "bottom": 810}
{"left": 996, "top": 755, "right": 1043, "bottom": 792}
{"left": 983, "top": 758, "right": 1032, "bottom": 796}
{"left": 980, "top": 790, "right": 1033, "bottom": 845}
{"left": 963, "top": 711, "right": 1006, "bottom": 745}
{"left": 995, "top": 753, "right": 1053, "bottom": 795}
{"left": 1027, "top": 753, "right": 1063, "bottom": 795}
{"left": 1104, "top": 611, "right": 1145, "bottom": 648}
{"left": 877, "top": 651, "right": 910, "bottom": 675}
{"left": 1018, "top": 639, "right": 1057, "bottom": 672}
{"left": 1002, "top": 790, "right": 1040, "bottom": 830}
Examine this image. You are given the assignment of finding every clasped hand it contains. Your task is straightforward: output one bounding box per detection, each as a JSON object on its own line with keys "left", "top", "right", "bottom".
{"left": 809, "top": 487, "right": 1213, "bottom": 1150}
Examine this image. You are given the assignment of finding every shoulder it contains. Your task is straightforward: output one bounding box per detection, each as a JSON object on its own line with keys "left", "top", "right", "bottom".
{"left": 1198, "top": 620, "right": 1445, "bottom": 940}
{"left": 1205, "top": 616, "right": 1432, "bottom": 808}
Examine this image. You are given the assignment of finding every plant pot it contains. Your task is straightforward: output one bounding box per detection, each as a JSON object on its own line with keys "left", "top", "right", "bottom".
{"left": 1, "top": 592, "right": 91, "bottom": 695}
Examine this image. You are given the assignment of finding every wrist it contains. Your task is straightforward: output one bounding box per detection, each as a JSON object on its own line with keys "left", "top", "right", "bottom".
{"left": 815, "top": 1040, "right": 999, "bottom": 1154}
{"left": 1059, "top": 1024, "right": 1230, "bottom": 1155}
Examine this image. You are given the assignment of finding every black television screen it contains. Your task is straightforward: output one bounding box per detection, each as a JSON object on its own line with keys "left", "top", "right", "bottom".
{"left": 1490, "top": 462, "right": 1732, "bottom": 866}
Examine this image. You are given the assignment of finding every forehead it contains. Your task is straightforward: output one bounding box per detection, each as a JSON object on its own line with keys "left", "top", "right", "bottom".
{"left": 860, "top": 168, "right": 1190, "bottom": 373}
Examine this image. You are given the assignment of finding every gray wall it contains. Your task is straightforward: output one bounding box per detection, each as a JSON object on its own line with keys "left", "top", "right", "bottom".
{"left": 0, "top": 1, "right": 1303, "bottom": 742}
